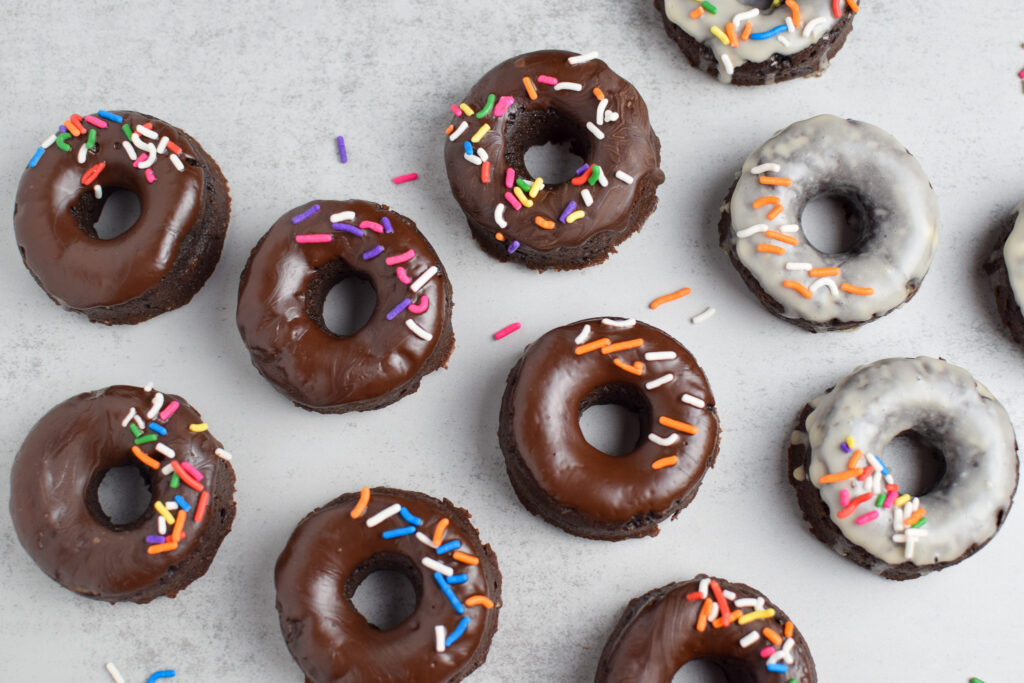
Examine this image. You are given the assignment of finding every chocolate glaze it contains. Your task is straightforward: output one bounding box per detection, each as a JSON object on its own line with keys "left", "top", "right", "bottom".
{"left": 9, "top": 385, "right": 236, "bottom": 603}
{"left": 236, "top": 200, "right": 454, "bottom": 413}
{"left": 444, "top": 50, "right": 663, "bottom": 269}
{"left": 275, "top": 488, "right": 501, "bottom": 683}
{"left": 13, "top": 110, "right": 229, "bottom": 322}
{"left": 499, "top": 318, "right": 720, "bottom": 539}
{"left": 596, "top": 576, "right": 817, "bottom": 682}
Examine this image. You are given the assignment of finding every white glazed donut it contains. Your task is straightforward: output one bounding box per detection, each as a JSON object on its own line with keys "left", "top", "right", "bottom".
{"left": 987, "top": 202, "right": 1024, "bottom": 346}
{"left": 788, "top": 357, "right": 1018, "bottom": 580}
{"left": 720, "top": 115, "right": 939, "bottom": 331}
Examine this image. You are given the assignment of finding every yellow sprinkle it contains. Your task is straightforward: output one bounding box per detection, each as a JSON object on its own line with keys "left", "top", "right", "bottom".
{"left": 154, "top": 501, "right": 175, "bottom": 525}
{"left": 566, "top": 210, "right": 586, "bottom": 224}
{"left": 459, "top": 103, "right": 475, "bottom": 116}
{"left": 845, "top": 436, "right": 856, "bottom": 450}
{"left": 528, "top": 177, "right": 544, "bottom": 198}
{"left": 737, "top": 608, "right": 776, "bottom": 625}
{"left": 189, "top": 423, "right": 209, "bottom": 432}
{"left": 512, "top": 186, "right": 533, "bottom": 208}
{"left": 470, "top": 123, "right": 490, "bottom": 144}
{"left": 710, "top": 25, "right": 731, "bottom": 45}
{"left": 895, "top": 494, "right": 912, "bottom": 507}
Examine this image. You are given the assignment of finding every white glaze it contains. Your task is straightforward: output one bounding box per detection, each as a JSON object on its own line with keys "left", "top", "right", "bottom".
{"left": 800, "top": 357, "right": 1017, "bottom": 570}
{"left": 1001, "top": 202, "right": 1024, "bottom": 307}
{"left": 724, "top": 115, "right": 939, "bottom": 327}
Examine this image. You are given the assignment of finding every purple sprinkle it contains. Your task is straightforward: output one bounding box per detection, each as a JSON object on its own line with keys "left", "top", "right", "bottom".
{"left": 59, "top": 125, "right": 68, "bottom": 133}
{"left": 839, "top": 442, "right": 852, "bottom": 454}
{"left": 386, "top": 298, "right": 412, "bottom": 320}
{"left": 559, "top": 201, "right": 578, "bottom": 224}
{"left": 507, "top": 240, "right": 520, "bottom": 254}
{"left": 362, "top": 245, "right": 385, "bottom": 260}
{"left": 336, "top": 135, "right": 347, "bottom": 163}
{"left": 575, "top": 163, "right": 590, "bottom": 176}
{"left": 145, "top": 535, "right": 165, "bottom": 544}
{"left": 381, "top": 216, "right": 393, "bottom": 233}
{"left": 332, "top": 222, "right": 363, "bottom": 236}
{"left": 291, "top": 204, "right": 321, "bottom": 224}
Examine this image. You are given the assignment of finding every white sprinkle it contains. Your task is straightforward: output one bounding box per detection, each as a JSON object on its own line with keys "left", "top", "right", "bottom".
{"left": 568, "top": 51, "right": 599, "bottom": 65}
{"left": 415, "top": 532, "right": 435, "bottom": 548}
{"left": 581, "top": 189, "right": 594, "bottom": 207}
{"left": 645, "top": 374, "right": 674, "bottom": 390}
{"left": 604, "top": 110, "right": 619, "bottom": 123}
{"left": 904, "top": 535, "right": 917, "bottom": 560}
{"left": 449, "top": 120, "right": 469, "bottom": 141}
{"left": 77, "top": 143, "right": 88, "bottom": 164}
{"left": 615, "top": 170, "right": 634, "bottom": 185}
{"left": 732, "top": 8, "right": 759, "bottom": 27}
{"left": 698, "top": 578, "right": 710, "bottom": 598}
{"left": 494, "top": 204, "right": 508, "bottom": 229}
{"left": 778, "top": 223, "right": 800, "bottom": 233}
{"left": 93, "top": 184, "right": 103, "bottom": 199}
{"left": 785, "top": 262, "right": 813, "bottom": 271}
{"left": 736, "top": 224, "right": 768, "bottom": 239}
{"left": 105, "top": 662, "right": 126, "bottom": 683}
{"left": 750, "top": 163, "right": 781, "bottom": 175}
{"left": 782, "top": 637, "right": 795, "bottom": 655}
{"left": 906, "top": 528, "right": 929, "bottom": 538}
{"left": 785, "top": 16, "right": 796, "bottom": 33}
{"left": 739, "top": 631, "right": 761, "bottom": 648}
{"left": 573, "top": 324, "right": 592, "bottom": 345}
{"left": 803, "top": 17, "right": 828, "bottom": 39}
{"left": 893, "top": 506, "right": 905, "bottom": 532}
{"left": 767, "top": 650, "right": 786, "bottom": 665}
{"left": 406, "top": 319, "right": 434, "bottom": 342}
{"left": 810, "top": 278, "right": 839, "bottom": 296}
{"left": 722, "top": 589, "right": 736, "bottom": 600}
{"left": 777, "top": 35, "right": 791, "bottom": 47}
{"left": 734, "top": 598, "right": 759, "bottom": 609}
{"left": 644, "top": 351, "right": 677, "bottom": 361}
{"left": 155, "top": 443, "right": 176, "bottom": 459}
{"left": 170, "top": 154, "right": 184, "bottom": 172}
{"left": 410, "top": 265, "right": 439, "bottom": 293}
{"left": 166, "top": 501, "right": 178, "bottom": 511}
{"left": 681, "top": 393, "right": 706, "bottom": 409}
{"left": 41, "top": 134, "right": 57, "bottom": 149}
{"left": 147, "top": 393, "right": 165, "bottom": 420}
{"left": 366, "top": 503, "right": 402, "bottom": 528}
{"left": 133, "top": 136, "right": 157, "bottom": 169}
{"left": 720, "top": 53, "right": 735, "bottom": 76}
{"left": 156, "top": 136, "right": 169, "bottom": 154}
{"left": 476, "top": 146, "right": 489, "bottom": 163}
{"left": 586, "top": 121, "right": 605, "bottom": 140}
{"left": 145, "top": 382, "right": 155, "bottom": 393}
{"left": 121, "top": 141, "right": 138, "bottom": 161}
{"left": 464, "top": 153, "right": 482, "bottom": 166}
{"left": 161, "top": 463, "right": 175, "bottom": 476}
{"left": 596, "top": 98, "right": 609, "bottom": 126}
{"left": 553, "top": 81, "right": 583, "bottom": 91}
{"left": 691, "top": 307, "right": 716, "bottom": 324}
{"left": 707, "top": 602, "right": 719, "bottom": 621}
{"left": 871, "top": 470, "right": 883, "bottom": 494}
{"left": 157, "top": 517, "right": 167, "bottom": 535}
{"left": 597, "top": 169, "right": 609, "bottom": 187}
{"left": 647, "top": 432, "right": 680, "bottom": 447}
{"left": 121, "top": 407, "right": 137, "bottom": 428}
{"left": 133, "top": 414, "right": 146, "bottom": 430}
{"left": 136, "top": 124, "right": 159, "bottom": 140}
{"left": 602, "top": 317, "right": 635, "bottom": 329}
{"left": 422, "top": 557, "right": 454, "bottom": 577}
{"left": 756, "top": 597, "right": 766, "bottom": 611}
{"left": 330, "top": 211, "right": 356, "bottom": 223}
{"left": 884, "top": 473, "right": 895, "bottom": 485}
{"left": 215, "top": 448, "right": 233, "bottom": 461}
{"left": 435, "top": 625, "right": 447, "bottom": 653}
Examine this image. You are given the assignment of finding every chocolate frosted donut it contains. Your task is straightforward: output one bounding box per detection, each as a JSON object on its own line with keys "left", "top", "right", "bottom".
{"left": 720, "top": 115, "right": 939, "bottom": 331}
{"left": 14, "top": 110, "right": 230, "bottom": 324}
{"left": 985, "top": 201, "right": 1024, "bottom": 346}
{"left": 596, "top": 575, "right": 817, "bottom": 681}
{"left": 443, "top": 50, "right": 664, "bottom": 270}
{"left": 237, "top": 200, "right": 454, "bottom": 413}
{"left": 788, "top": 357, "right": 1019, "bottom": 580}
{"left": 655, "top": 0, "right": 858, "bottom": 85}
{"left": 275, "top": 487, "right": 502, "bottom": 683}
{"left": 499, "top": 317, "right": 720, "bottom": 540}
{"left": 9, "top": 385, "right": 236, "bottom": 603}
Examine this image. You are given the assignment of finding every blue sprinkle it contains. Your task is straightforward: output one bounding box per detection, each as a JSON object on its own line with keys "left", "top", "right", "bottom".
{"left": 386, "top": 298, "right": 412, "bottom": 321}
{"left": 399, "top": 507, "right": 423, "bottom": 526}
{"left": 436, "top": 540, "right": 461, "bottom": 555}
{"left": 507, "top": 240, "right": 520, "bottom": 254}
{"left": 446, "top": 573, "right": 468, "bottom": 585}
{"left": 750, "top": 24, "right": 788, "bottom": 40}
{"left": 463, "top": 141, "right": 474, "bottom": 155}
{"left": 291, "top": 204, "right": 320, "bottom": 224}
{"left": 173, "top": 495, "right": 192, "bottom": 512}
{"left": 575, "top": 163, "right": 590, "bottom": 176}
{"left": 332, "top": 222, "right": 363, "bottom": 236}
{"left": 145, "top": 535, "right": 165, "bottom": 544}
{"left": 766, "top": 663, "right": 788, "bottom": 674}
{"left": 433, "top": 571, "right": 465, "bottom": 614}
{"left": 146, "top": 671, "right": 175, "bottom": 683}
{"left": 362, "top": 245, "right": 385, "bottom": 260}
{"left": 98, "top": 110, "right": 123, "bottom": 123}
{"left": 445, "top": 616, "right": 471, "bottom": 647}
{"left": 148, "top": 422, "right": 167, "bottom": 435}
{"left": 28, "top": 147, "right": 45, "bottom": 168}
{"left": 382, "top": 525, "right": 416, "bottom": 539}
{"left": 381, "top": 216, "right": 393, "bottom": 233}
{"left": 875, "top": 456, "right": 891, "bottom": 476}
{"left": 336, "top": 135, "right": 347, "bottom": 163}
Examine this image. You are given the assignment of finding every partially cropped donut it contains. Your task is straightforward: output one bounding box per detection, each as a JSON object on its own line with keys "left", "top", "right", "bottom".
{"left": 720, "top": 115, "right": 939, "bottom": 331}
{"left": 985, "top": 201, "right": 1024, "bottom": 347}
{"left": 14, "top": 109, "right": 230, "bottom": 324}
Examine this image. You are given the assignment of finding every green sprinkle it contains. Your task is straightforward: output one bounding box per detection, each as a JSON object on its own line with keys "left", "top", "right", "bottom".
{"left": 970, "top": 678, "right": 986, "bottom": 683}
{"left": 86, "top": 128, "right": 97, "bottom": 150}
{"left": 588, "top": 165, "right": 602, "bottom": 186}
{"left": 55, "top": 132, "right": 72, "bottom": 152}
{"left": 912, "top": 517, "right": 927, "bottom": 529}
{"left": 128, "top": 423, "right": 142, "bottom": 438}
{"left": 515, "top": 177, "right": 532, "bottom": 192}
{"left": 476, "top": 93, "right": 496, "bottom": 118}
{"left": 121, "top": 123, "right": 133, "bottom": 139}
{"left": 875, "top": 493, "right": 886, "bottom": 507}
{"left": 701, "top": 0, "right": 717, "bottom": 13}
{"left": 134, "top": 433, "right": 158, "bottom": 445}
{"left": 170, "top": 473, "right": 180, "bottom": 489}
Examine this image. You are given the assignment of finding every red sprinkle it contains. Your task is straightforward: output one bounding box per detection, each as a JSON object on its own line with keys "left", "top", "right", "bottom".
{"left": 170, "top": 460, "right": 204, "bottom": 492}
{"left": 480, "top": 160, "right": 491, "bottom": 183}
{"left": 392, "top": 173, "right": 418, "bottom": 184}
{"left": 709, "top": 580, "right": 732, "bottom": 627}
{"left": 685, "top": 591, "right": 704, "bottom": 601}
{"left": 80, "top": 162, "right": 106, "bottom": 186}
{"left": 837, "top": 493, "right": 872, "bottom": 518}
{"left": 194, "top": 490, "right": 210, "bottom": 523}
{"left": 493, "top": 322, "right": 521, "bottom": 340}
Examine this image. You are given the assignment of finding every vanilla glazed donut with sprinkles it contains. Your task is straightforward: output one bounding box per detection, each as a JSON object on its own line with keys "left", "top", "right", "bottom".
{"left": 443, "top": 50, "right": 664, "bottom": 270}
{"left": 9, "top": 384, "right": 236, "bottom": 603}
{"left": 275, "top": 487, "right": 501, "bottom": 683}
{"left": 655, "top": 0, "right": 860, "bottom": 85}
{"left": 14, "top": 110, "right": 230, "bottom": 324}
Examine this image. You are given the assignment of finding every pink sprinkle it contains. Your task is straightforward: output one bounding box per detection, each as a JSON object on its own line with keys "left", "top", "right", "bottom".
{"left": 759, "top": 646, "right": 776, "bottom": 659}
{"left": 1019, "top": 66, "right": 1024, "bottom": 79}
{"left": 884, "top": 490, "right": 897, "bottom": 508}
{"left": 181, "top": 461, "right": 204, "bottom": 482}
{"left": 537, "top": 74, "right": 558, "bottom": 86}
{"left": 856, "top": 511, "right": 879, "bottom": 525}
{"left": 493, "top": 95, "right": 515, "bottom": 117}
{"left": 504, "top": 168, "right": 515, "bottom": 189}
{"left": 385, "top": 249, "right": 415, "bottom": 266}
{"left": 159, "top": 400, "right": 179, "bottom": 421}
{"left": 396, "top": 266, "right": 412, "bottom": 284}
{"left": 408, "top": 295, "right": 430, "bottom": 314}
{"left": 493, "top": 322, "right": 521, "bottom": 340}
{"left": 839, "top": 489, "right": 850, "bottom": 507}
{"left": 392, "top": 173, "right": 418, "bottom": 184}
{"left": 504, "top": 191, "right": 522, "bottom": 211}
{"left": 295, "top": 234, "right": 332, "bottom": 244}
{"left": 450, "top": 104, "right": 463, "bottom": 117}
{"left": 144, "top": 168, "right": 156, "bottom": 184}
{"left": 84, "top": 115, "right": 108, "bottom": 128}
{"left": 133, "top": 153, "right": 148, "bottom": 168}
{"left": 360, "top": 220, "right": 384, "bottom": 234}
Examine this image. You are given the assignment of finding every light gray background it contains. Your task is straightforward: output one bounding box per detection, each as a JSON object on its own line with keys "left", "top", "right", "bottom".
{"left": 1, "top": 2, "right": 1022, "bottom": 681}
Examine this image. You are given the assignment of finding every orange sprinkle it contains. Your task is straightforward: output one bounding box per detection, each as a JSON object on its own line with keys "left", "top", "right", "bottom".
{"left": 64, "top": 118, "right": 82, "bottom": 137}
{"left": 841, "top": 283, "right": 874, "bottom": 296}
{"left": 782, "top": 280, "right": 813, "bottom": 299}
{"left": 765, "top": 230, "right": 798, "bottom": 245}
{"left": 452, "top": 551, "right": 479, "bottom": 566}
{"left": 846, "top": 0, "right": 860, "bottom": 12}
{"left": 741, "top": 22, "right": 753, "bottom": 41}
{"left": 784, "top": 621, "right": 795, "bottom": 638}
{"left": 847, "top": 450, "right": 864, "bottom": 470}
{"left": 904, "top": 508, "right": 926, "bottom": 527}
{"left": 689, "top": 6, "right": 704, "bottom": 19}
{"left": 171, "top": 509, "right": 187, "bottom": 543}
{"left": 131, "top": 446, "right": 159, "bottom": 470}
{"left": 444, "top": 124, "right": 454, "bottom": 136}
{"left": 785, "top": 0, "right": 802, "bottom": 28}
{"left": 600, "top": 338, "right": 644, "bottom": 355}
{"left": 759, "top": 176, "right": 793, "bottom": 187}
{"left": 170, "top": 460, "right": 204, "bottom": 492}
{"left": 194, "top": 490, "right": 210, "bottom": 523}
{"left": 571, "top": 171, "right": 590, "bottom": 186}
{"left": 696, "top": 598, "right": 713, "bottom": 632}
{"left": 712, "top": 610, "right": 743, "bottom": 629}
{"left": 767, "top": 205, "right": 785, "bottom": 221}
{"left": 763, "top": 627, "right": 784, "bottom": 646}
{"left": 752, "top": 196, "right": 780, "bottom": 209}
{"left": 495, "top": 233, "right": 505, "bottom": 242}
{"left": 465, "top": 595, "right": 494, "bottom": 609}
{"left": 613, "top": 358, "right": 645, "bottom": 376}
{"left": 350, "top": 487, "right": 371, "bottom": 518}
{"left": 725, "top": 22, "right": 739, "bottom": 48}
{"left": 593, "top": 87, "right": 605, "bottom": 101}
{"left": 818, "top": 469, "right": 862, "bottom": 484}
{"left": 651, "top": 455, "right": 678, "bottom": 470}
{"left": 575, "top": 338, "right": 611, "bottom": 355}
{"left": 649, "top": 287, "right": 691, "bottom": 309}
{"left": 809, "top": 267, "right": 841, "bottom": 277}
{"left": 534, "top": 216, "right": 555, "bottom": 230}
{"left": 658, "top": 416, "right": 699, "bottom": 435}
{"left": 757, "top": 244, "right": 786, "bottom": 255}
{"left": 523, "top": 76, "right": 538, "bottom": 100}
{"left": 481, "top": 160, "right": 491, "bottom": 183}
{"left": 432, "top": 518, "right": 450, "bottom": 547}
{"left": 147, "top": 542, "right": 178, "bottom": 555}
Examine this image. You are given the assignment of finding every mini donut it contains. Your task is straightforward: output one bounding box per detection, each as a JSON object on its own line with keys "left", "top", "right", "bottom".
{"left": 443, "top": 50, "right": 664, "bottom": 270}
{"left": 275, "top": 487, "right": 502, "bottom": 683}
{"left": 499, "top": 317, "right": 720, "bottom": 540}
{"left": 14, "top": 109, "right": 230, "bottom": 324}
{"left": 9, "top": 385, "right": 236, "bottom": 603}
{"left": 236, "top": 200, "right": 454, "bottom": 413}
{"left": 788, "top": 357, "right": 1019, "bottom": 580}
{"left": 654, "top": 0, "right": 859, "bottom": 85}
{"left": 596, "top": 575, "right": 817, "bottom": 681}
{"left": 985, "top": 201, "right": 1024, "bottom": 347}
{"left": 720, "top": 115, "right": 939, "bottom": 331}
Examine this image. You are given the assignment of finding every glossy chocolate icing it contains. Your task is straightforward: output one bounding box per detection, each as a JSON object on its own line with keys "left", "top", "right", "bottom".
{"left": 596, "top": 576, "right": 817, "bottom": 682}
{"left": 13, "top": 110, "right": 224, "bottom": 315}
{"left": 9, "top": 385, "right": 236, "bottom": 603}
{"left": 444, "top": 50, "right": 663, "bottom": 266}
{"left": 236, "top": 200, "right": 453, "bottom": 413}
{"left": 499, "top": 318, "right": 720, "bottom": 539}
{"left": 275, "top": 488, "right": 501, "bottom": 683}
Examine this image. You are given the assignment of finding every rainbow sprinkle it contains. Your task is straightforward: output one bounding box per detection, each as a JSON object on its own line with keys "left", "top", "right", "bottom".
{"left": 336, "top": 135, "right": 347, "bottom": 163}
{"left": 493, "top": 322, "right": 521, "bottom": 340}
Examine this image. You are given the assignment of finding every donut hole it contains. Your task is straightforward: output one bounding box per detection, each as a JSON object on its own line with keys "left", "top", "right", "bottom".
{"left": 672, "top": 658, "right": 742, "bottom": 682}
{"left": 87, "top": 464, "right": 154, "bottom": 530}
{"left": 71, "top": 187, "right": 142, "bottom": 240}
{"left": 345, "top": 552, "right": 422, "bottom": 631}
{"left": 799, "top": 193, "right": 865, "bottom": 255}
{"left": 881, "top": 431, "right": 949, "bottom": 497}
{"left": 505, "top": 108, "right": 591, "bottom": 186}
{"left": 306, "top": 261, "right": 378, "bottom": 337}
{"left": 578, "top": 383, "right": 651, "bottom": 457}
